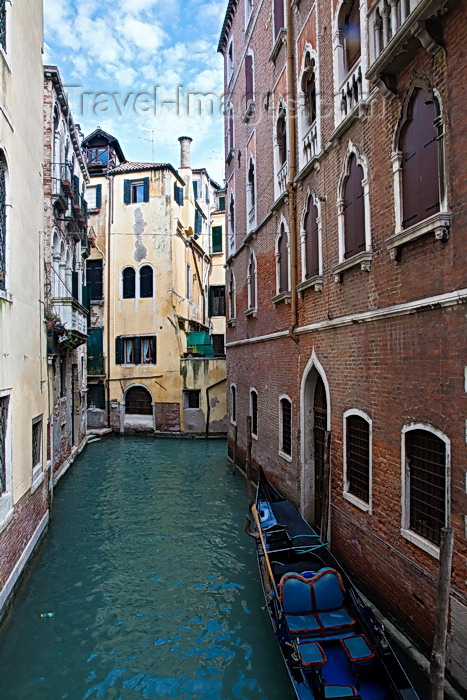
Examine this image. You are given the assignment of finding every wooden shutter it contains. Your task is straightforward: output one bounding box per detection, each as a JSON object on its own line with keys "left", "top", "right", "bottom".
{"left": 343, "top": 154, "right": 365, "bottom": 259}
{"left": 245, "top": 54, "right": 253, "bottom": 104}
{"left": 122, "top": 267, "right": 135, "bottom": 298}
{"left": 123, "top": 179, "right": 131, "bottom": 204}
{"left": 143, "top": 177, "right": 150, "bottom": 202}
{"left": 115, "top": 336, "right": 123, "bottom": 364}
{"left": 139, "top": 265, "right": 153, "bottom": 298}
{"left": 219, "top": 196, "right": 225, "bottom": 211}
{"left": 193, "top": 181, "right": 198, "bottom": 199}
{"left": 274, "top": 0, "right": 285, "bottom": 39}
{"left": 86, "top": 259, "right": 103, "bottom": 300}
{"left": 305, "top": 199, "right": 319, "bottom": 278}
{"left": 212, "top": 225, "right": 222, "bottom": 253}
{"left": 95, "top": 184, "right": 102, "bottom": 208}
{"left": 401, "top": 89, "right": 440, "bottom": 229}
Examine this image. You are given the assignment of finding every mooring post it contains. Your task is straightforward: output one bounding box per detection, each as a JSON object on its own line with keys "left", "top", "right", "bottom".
{"left": 429, "top": 526, "right": 454, "bottom": 700}
{"left": 246, "top": 416, "right": 253, "bottom": 504}
{"left": 232, "top": 424, "right": 238, "bottom": 474}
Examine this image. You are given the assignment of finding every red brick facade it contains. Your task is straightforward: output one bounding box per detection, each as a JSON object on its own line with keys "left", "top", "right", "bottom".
{"left": 220, "top": 0, "right": 467, "bottom": 688}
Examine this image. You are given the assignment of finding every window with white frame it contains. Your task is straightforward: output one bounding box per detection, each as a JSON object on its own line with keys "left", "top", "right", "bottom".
{"left": 299, "top": 50, "right": 319, "bottom": 166}
{"left": 247, "top": 156, "right": 256, "bottom": 231}
{"left": 250, "top": 388, "right": 258, "bottom": 438}
{"left": 245, "top": 0, "right": 254, "bottom": 26}
{"left": 344, "top": 410, "right": 372, "bottom": 511}
{"left": 303, "top": 193, "right": 320, "bottom": 280}
{"left": 247, "top": 250, "right": 257, "bottom": 312}
{"left": 228, "top": 40, "right": 234, "bottom": 83}
{"left": 279, "top": 396, "right": 292, "bottom": 459}
{"left": 228, "top": 188, "right": 235, "bottom": 255}
{"left": 230, "top": 384, "right": 237, "bottom": 425}
{"left": 139, "top": 265, "right": 154, "bottom": 298}
{"left": 186, "top": 263, "right": 192, "bottom": 300}
{"left": 0, "top": 154, "right": 7, "bottom": 293}
{"left": 275, "top": 102, "right": 288, "bottom": 198}
{"left": 245, "top": 53, "right": 254, "bottom": 114}
{"left": 0, "top": 392, "right": 12, "bottom": 526}
{"left": 122, "top": 266, "right": 136, "bottom": 299}
{"left": 31, "top": 416, "right": 43, "bottom": 490}
{"left": 276, "top": 221, "right": 289, "bottom": 295}
{"left": 333, "top": 0, "right": 366, "bottom": 123}
{"left": 228, "top": 269, "right": 236, "bottom": 320}
{"left": 402, "top": 425, "right": 449, "bottom": 553}
{"left": 115, "top": 336, "right": 157, "bottom": 365}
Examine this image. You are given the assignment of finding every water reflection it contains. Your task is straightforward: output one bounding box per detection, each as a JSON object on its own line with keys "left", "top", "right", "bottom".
{"left": 0, "top": 438, "right": 294, "bottom": 699}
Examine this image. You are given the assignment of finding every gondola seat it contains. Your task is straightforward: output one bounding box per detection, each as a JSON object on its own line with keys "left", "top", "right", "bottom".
{"left": 323, "top": 684, "right": 358, "bottom": 697}
{"left": 280, "top": 568, "right": 356, "bottom": 637}
{"left": 297, "top": 640, "right": 327, "bottom": 668}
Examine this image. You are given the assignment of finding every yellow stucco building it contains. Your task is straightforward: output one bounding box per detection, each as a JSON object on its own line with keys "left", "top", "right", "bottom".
{"left": 83, "top": 130, "right": 226, "bottom": 435}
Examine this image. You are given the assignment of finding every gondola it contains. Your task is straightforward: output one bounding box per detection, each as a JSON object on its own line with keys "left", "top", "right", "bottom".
{"left": 247, "top": 469, "right": 420, "bottom": 700}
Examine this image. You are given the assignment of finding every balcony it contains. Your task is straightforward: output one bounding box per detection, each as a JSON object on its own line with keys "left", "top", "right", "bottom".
{"left": 87, "top": 352, "right": 105, "bottom": 376}
{"left": 367, "top": 0, "right": 447, "bottom": 94}
{"left": 51, "top": 162, "right": 73, "bottom": 212}
{"left": 339, "top": 64, "right": 363, "bottom": 120}
{"left": 248, "top": 204, "right": 256, "bottom": 231}
{"left": 51, "top": 297, "right": 88, "bottom": 346}
{"left": 277, "top": 161, "right": 288, "bottom": 199}
{"left": 303, "top": 121, "right": 318, "bottom": 164}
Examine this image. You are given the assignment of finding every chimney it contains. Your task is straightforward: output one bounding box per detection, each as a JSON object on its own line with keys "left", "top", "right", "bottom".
{"left": 178, "top": 136, "right": 193, "bottom": 169}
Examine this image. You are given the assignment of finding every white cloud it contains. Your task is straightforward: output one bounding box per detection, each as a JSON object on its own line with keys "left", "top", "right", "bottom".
{"left": 120, "top": 17, "right": 167, "bottom": 53}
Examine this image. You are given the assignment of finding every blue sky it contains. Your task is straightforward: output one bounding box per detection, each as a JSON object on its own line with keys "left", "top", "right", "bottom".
{"left": 44, "top": 0, "right": 226, "bottom": 184}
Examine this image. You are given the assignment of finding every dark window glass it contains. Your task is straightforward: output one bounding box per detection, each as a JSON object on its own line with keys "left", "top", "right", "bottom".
{"left": 60, "top": 357, "right": 66, "bottom": 398}
{"left": 343, "top": 154, "right": 365, "bottom": 259}
{"left": 125, "top": 386, "right": 152, "bottom": 415}
{"left": 212, "top": 334, "right": 225, "bottom": 356}
{"left": 401, "top": 89, "right": 440, "bottom": 229}
{"left": 122, "top": 267, "right": 136, "bottom": 299}
{"left": 0, "top": 159, "right": 6, "bottom": 291}
{"left": 305, "top": 198, "right": 319, "bottom": 279}
{"left": 279, "top": 224, "right": 288, "bottom": 293}
{"left": 87, "top": 383, "right": 105, "bottom": 409}
{"left": 228, "top": 112, "right": 234, "bottom": 151}
{"left": 251, "top": 391, "right": 258, "bottom": 436}
{"left": 212, "top": 225, "right": 223, "bottom": 253}
{"left": 277, "top": 110, "right": 287, "bottom": 166}
{"left": 245, "top": 54, "right": 254, "bottom": 105}
{"left": 131, "top": 181, "right": 145, "bottom": 203}
{"left": 228, "top": 273, "right": 235, "bottom": 318}
{"left": 273, "top": 0, "right": 285, "bottom": 39}
{"left": 248, "top": 160, "right": 255, "bottom": 208}
{"left": 281, "top": 398, "right": 292, "bottom": 456}
{"left": 231, "top": 386, "right": 236, "bottom": 422}
{"left": 184, "top": 390, "right": 200, "bottom": 409}
{"left": 406, "top": 429, "right": 445, "bottom": 546}
{"left": 0, "top": 395, "right": 8, "bottom": 494}
{"left": 346, "top": 415, "right": 370, "bottom": 502}
{"left": 86, "top": 259, "right": 103, "bottom": 301}
{"left": 139, "top": 265, "right": 153, "bottom": 298}
{"left": 343, "top": 0, "right": 361, "bottom": 71}
{"left": 209, "top": 286, "right": 226, "bottom": 316}
{"left": 230, "top": 195, "right": 235, "bottom": 235}
{"left": 248, "top": 254, "right": 256, "bottom": 309}
{"left": 32, "top": 419, "right": 42, "bottom": 468}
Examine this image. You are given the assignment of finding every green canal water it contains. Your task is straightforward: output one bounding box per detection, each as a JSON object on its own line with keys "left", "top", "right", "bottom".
{"left": 0, "top": 437, "right": 294, "bottom": 700}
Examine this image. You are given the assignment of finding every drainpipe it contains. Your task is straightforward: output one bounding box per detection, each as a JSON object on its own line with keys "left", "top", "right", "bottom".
{"left": 106, "top": 173, "right": 113, "bottom": 427}
{"left": 205, "top": 377, "right": 227, "bottom": 437}
{"left": 286, "top": 0, "right": 298, "bottom": 339}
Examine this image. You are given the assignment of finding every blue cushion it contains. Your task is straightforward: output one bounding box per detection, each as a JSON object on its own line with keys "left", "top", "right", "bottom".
{"left": 316, "top": 609, "right": 355, "bottom": 630}
{"left": 258, "top": 501, "right": 276, "bottom": 527}
{"left": 324, "top": 685, "right": 356, "bottom": 698}
{"left": 313, "top": 569, "right": 345, "bottom": 611}
{"left": 285, "top": 613, "right": 321, "bottom": 634}
{"left": 282, "top": 577, "right": 313, "bottom": 614}
{"left": 298, "top": 641, "right": 326, "bottom": 666}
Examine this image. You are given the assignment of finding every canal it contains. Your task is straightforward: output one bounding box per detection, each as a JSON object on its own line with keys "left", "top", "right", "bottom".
{"left": 0, "top": 437, "right": 294, "bottom": 700}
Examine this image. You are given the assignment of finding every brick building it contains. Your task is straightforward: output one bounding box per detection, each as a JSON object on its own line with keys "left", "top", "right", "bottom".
{"left": 219, "top": 0, "right": 466, "bottom": 689}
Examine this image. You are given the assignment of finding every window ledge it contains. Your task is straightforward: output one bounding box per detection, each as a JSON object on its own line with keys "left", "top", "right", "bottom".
{"left": 0, "top": 289, "right": 12, "bottom": 302}
{"left": 401, "top": 528, "right": 440, "bottom": 560}
{"left": 269, "top": 28, "right": 286, "bottom": 63}
{"left": 31, "top": 470, "right": 44, "bottom": 494}
{"left": 333, "top": 250, "right": 372, "bottom": 282}
{"left": 279, "top": 450, "right": 292, "bottom": 463}
{"left": 226, "top": 317, "right": 236, "bottom": 327}
{"left": 242, "top": 100, "right": 256, "bottom": 123}
{"left": 343, "top": 491, "right": 372, "bottom": 514}
{"left": 0, "top": 495, "right": 13, "bottom": 535}
{"left": 296, "top": 276, "right": 323, "bottom": 294}
{"left": 245, "top": 308, "right": 257, "bottom": 318}
{"left": 272, "top": 291, "right": 291, "bottom": 305}
{"left": 387, "top": 212, "right": 451, "bottom": 260}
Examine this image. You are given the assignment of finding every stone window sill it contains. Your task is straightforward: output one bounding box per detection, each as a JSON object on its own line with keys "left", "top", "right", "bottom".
{"left": 297, "top": 275, "right": 323, "bottom": 294}
{"left": 0, "top": 289, "right": 12, "bottom": 302}
{"left": 269, "top": 28, "right": 286, "bottom": 63}
{"left": 243, "top": 100, "right": 255, "bottom": 123}
{"left": 387, "top": 212, "right": 450, "bottom": 260}
{"left": 401, "top": 527, "right": 439, "bottom": 560}
{"left": 226, "top": 148, "right": 235, "bottom": 165}
{"left": 279, "top": 450, "right": 292, "bottom": 463}
{"left": 245, "top": 308, "right": 257, "bottom": 318}
{"left": 272, "top": 291, "right": 291, "bottom": 305}
{"left": 226, "top": 317, "right": 236, "bottom": 327}
{"left": 333, "top": 250, "right": 372, "bottom": 282}
{"left": 343, "top": 491, "right": 372, "bottom": 514}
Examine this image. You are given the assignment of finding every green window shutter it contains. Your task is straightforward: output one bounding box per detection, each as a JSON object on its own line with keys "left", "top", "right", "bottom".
{"left": 143, "top": 177, "right": 150, "bottom": 202}
{"left": 134, "top": 337, "right": 142, "bottom": 365}
{"left": 115, "top": 336, "right": 123, "bottom": 364}
{"left": 219, "top": 196, "right": 225, "bottom": 211}
{"left": 193, "top": 181, "right": 198, "bottom": 199}
{"left": 96, "top": 184, "right": 102, "bottom": 208}
{"left": 212, "top": 226, "right": 222, "bottom": 253}
{"left": 124, "top": 179, "right": 131, "bottom": 204}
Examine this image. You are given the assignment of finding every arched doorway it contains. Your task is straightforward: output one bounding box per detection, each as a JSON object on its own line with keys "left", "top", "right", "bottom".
{"left": 125, "top": 386, "right": 152, "bottom": 415}
{"left": 301, "top": 360, "right": 330, "bottom": 534}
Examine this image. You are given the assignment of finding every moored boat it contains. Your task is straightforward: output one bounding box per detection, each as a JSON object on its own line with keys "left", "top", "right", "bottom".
{"left": 248, "top": 470, "right": 420, "bottom": 700}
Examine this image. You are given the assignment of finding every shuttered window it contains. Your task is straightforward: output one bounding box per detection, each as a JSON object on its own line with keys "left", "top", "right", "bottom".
{"left": 86, "top": 259, "right": 103, "bottom": 301}
{"left": 115, "top": 336, "right": 156, "bottom": 366}
{"left": 343, "top": 154, "right": 365, "bottom": 259}
{"left": 124, "top": 177, "right": 150, "bottom": 204}
{"left": 406, "top": 429, "right": 446, "bottom": 546}
{"left": 139, "top": 265, "right": 153, "bottom": 298}
{"left": 174, "top": 183, "right": 184, "bottom": 206}
{"left": 209, "top": 285, "right": 226, "bottom": 316}
{"left": 346, "top": 415, "right": 370, "bottom": 503}
{"left": 245, "top": 54, "right": 254, "bottom": 105}
{"left": 280, "top": 398, "right": 292, "bottom": 457}
{"left": 273, "top": 0, "right": 285, "bottom": 39}
{"left": 122, "top": 267, "right": 135, "bottom": 299}
{"left": 278, "top": 224, "right": 288, "bottom": 293}
{"left": 212, "top": 225, "right": 223, "bottom": 253}
{"left": 401, "top": 89, "right": 440, "bottom": 229}
{"left": 305, "top": 198, "right": 319, "bottom": 279}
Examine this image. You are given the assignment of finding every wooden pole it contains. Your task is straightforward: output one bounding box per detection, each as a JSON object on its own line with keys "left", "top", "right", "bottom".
{"left": 232, "top": 424, "right": 238, "bottom": 474}
{"left": 320, "top": 430, "right": 331, "bottom": 540}
{"left": 246, "top": 416, "right": 253, "bottom": 504}
{"left": 251, "top": 504, "right": 280, "bottom": 603}
{"left": 429, "top": 526, "right": 454, "bottom": 700}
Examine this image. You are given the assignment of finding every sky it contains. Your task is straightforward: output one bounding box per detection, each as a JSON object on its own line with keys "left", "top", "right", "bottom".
{"left": 44, "top": 0, "right": 227, "bottom": 184}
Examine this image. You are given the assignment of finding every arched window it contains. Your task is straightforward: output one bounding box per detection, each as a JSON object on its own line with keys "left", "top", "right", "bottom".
{"left": 343, "top": 153, "right": 365, "bottom": 259}
{"left": 400, "top": 88, "right": 440, "bottom": 229}
{"left": 139, "top": 265, "right": 153, "bottom": 298}
{"left": 277, "top": 107, "right": 287, "bottom": 167}
{"left": 125, "top": 386, "right": 152, "bottom": 415}
{"left": 277, "top": 222, "right": 289, "bottom": 293}
{"left": 247, "top": 251, "right": 257, "bottom": 310}
{"left": 302, "top": 57, "right": 317, "bottom": 130}
{"left": 342, "top": 0, "right": 361, "bottom": 72}
{"left": 122, "top": 267, "right": 136, "bottom": 299}
{"left": 279, "top": 396, "right": 292, "bottom": 458}
{"left": 230, "top": 384, "right": 237, "bottom": 425}
{"left": 247, "top": 157, "right": 256, "bottom": 230}
{"left": 0, "top": 156, "right": 7, "bottom": 292}
{"left": 250, "top": 388, "right": 258, "bottom": 438}
{"left": 344, "top": 410, "right": 372, "bottom": 509}
{"left": 228, "top": 270, "right": 236, "bottom": 319}
{"left": 304, "top": 195, "right": 319, "bottom": 279}
{"left": 245, "top": 53, "right": 254, "bottom": 106}
{"left": 402, "top": 426, "right": 448, "bottom": 549}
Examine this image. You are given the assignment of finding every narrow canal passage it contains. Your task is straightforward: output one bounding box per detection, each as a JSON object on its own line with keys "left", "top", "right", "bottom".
{"left": 0, "top": 438, "right": 294, "bottom": 700}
